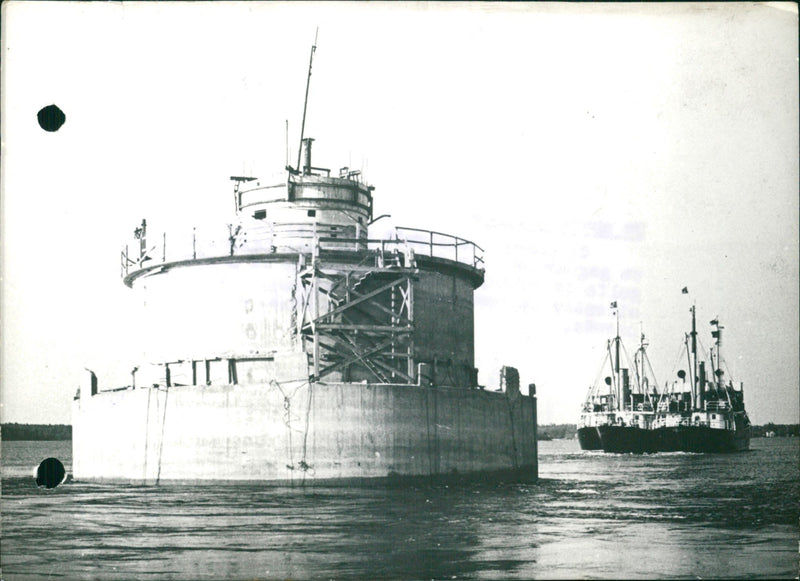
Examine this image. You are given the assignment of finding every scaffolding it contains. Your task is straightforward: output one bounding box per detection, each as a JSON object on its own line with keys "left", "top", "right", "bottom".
{"left": 298, "top": 241, "right": 418, "bottom": 384}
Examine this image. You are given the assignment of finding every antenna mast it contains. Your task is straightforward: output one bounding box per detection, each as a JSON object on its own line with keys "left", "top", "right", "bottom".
{"left": 297, "top": 28, "right": 319, "bottom": 171}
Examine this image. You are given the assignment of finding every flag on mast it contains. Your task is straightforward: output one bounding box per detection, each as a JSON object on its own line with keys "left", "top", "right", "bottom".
{"left": 610, "top": 301, "right": 617, "bottom": 308}
{"left": 681, "top": 287, "right": 689, "bottom": 294}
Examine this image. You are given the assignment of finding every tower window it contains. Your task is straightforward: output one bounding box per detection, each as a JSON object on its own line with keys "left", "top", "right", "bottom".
{"left": 307, "top": 209, "right": 316, "bottom": 217}
{"left": 253, "top": 210, "right": 266, "bottom": 220}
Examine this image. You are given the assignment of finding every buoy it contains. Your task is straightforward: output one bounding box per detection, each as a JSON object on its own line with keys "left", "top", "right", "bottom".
{"left": 36, "top": 458, "right": 66, "bottom": 488}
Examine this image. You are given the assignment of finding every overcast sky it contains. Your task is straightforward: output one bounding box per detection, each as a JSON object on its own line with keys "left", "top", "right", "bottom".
{"left": 2, "top": 2, "right": 797, "bottom": 426}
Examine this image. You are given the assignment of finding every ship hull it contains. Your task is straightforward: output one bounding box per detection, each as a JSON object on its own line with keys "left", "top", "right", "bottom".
{"left": 596, "top": 424, "right": 659, "bottom": 454}
{"left": 653, "top": 425, "right": 750, "bottom": 453}
{"left": 594, "top": 424, "right": 750, "bottom": 454}
{"left": 577, "top": 426, "right": 602, "bottom": 450}
{"left": 72, "top": 381, "right": 538, "bottom": 485}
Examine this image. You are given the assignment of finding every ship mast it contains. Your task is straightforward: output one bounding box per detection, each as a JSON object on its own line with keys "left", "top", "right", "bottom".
{"left": 637, "top": 326, "right": 653, "bottom": 408}
{"left": 296, "top": 28, "right": 319, "bottom": 172}
{"left": 710, "top": 317, "right": 731, "bottom": 405}
{"left": 610, "top": 301, "right": 621, "bottom": 409}
{"left": 690, "top": 304, "right": 698, "bottom": 410}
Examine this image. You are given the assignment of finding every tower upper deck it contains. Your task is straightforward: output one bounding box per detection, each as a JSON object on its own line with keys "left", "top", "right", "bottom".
{"left": 120, "top": 138, "right": 484, "bottom": 289}
{"left": 236, "top": 139, "right": 374, "bottom": 236}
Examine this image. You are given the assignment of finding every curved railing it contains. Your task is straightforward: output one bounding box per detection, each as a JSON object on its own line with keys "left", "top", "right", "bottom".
{"left": 121, "top": 222, "right": 485, "bottom": 278}
{"left": 393, "top": 227, "right": 484, "bottom": 270}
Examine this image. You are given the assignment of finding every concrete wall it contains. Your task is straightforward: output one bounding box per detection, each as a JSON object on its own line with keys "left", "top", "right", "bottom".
{"left": 135, "top": 261, "right": 297, "bottom": 361}
{"left": 73, "top": 381, "right": 536, "bottom": 484}
{"left": 412, "top": 270, "right": 476, "bottom": 386}
{"left": 132, "top": 255, "right": 478, "bottom": 388}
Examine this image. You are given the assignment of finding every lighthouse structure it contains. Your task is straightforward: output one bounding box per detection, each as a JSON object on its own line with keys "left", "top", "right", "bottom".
{"left": 72, "top": 45, "right": 537, "bottom": 484}
{"left": 123, "top": 137, "right": 484, "bottom": 392}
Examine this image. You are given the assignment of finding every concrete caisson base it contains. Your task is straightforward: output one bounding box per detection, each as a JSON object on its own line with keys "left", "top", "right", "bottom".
{"left": 72, "top": 381, "right": 537, "bottom": 485}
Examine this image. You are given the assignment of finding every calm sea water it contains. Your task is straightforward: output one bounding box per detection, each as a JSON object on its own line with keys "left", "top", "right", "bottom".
{"left": 2, "top": 438, "right": 798, "bottom": 580}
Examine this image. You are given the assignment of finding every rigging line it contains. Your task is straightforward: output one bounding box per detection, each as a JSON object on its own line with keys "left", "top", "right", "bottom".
{"left": 665, "top": 337, "right": 688, "bottom": 392}
{"left": 155, "top": 386, "right": 170, "bottom": 486}
{"left": 618, "top": 342, "right": 641, "bottom": 396}
{"left": 289, "top": 380, "right": 310, "bottom": 399}
{"left": 300, "top": 382, "right": 314, "bottom": 481}
{"left": 643, "top": 349, "right": 661, "bottom": 389}
{"left": 606, "top": 340, "right": 619, "bottom": 399}
{"left": 272, "top": 378, "right": 296, "bottom": 475}
{"left": 587, "top": 348, "right": 611, "bottom": 401}
{"left": 618, "top": 342, "right": 636, "bottom": 374}
{"left": 272, "top": 376, "right": 311, "bottom": 399}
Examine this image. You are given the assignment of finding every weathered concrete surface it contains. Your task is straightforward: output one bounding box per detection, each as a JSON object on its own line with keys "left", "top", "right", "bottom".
{"left": 130, "top": 257, "right": 479, "bottom": 386}
{"left": 72, "top": 381, "right": 537, "bottom": 485}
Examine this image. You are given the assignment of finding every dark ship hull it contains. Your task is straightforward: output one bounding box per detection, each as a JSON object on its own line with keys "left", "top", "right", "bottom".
{"left": 596, "top": 424, "right": 659, "bottom": 454}
{"left": 577, "top": 426, "right": 602, "bottom": 450}
{"left": 595, "top": 422, "right": 750, "bottom": 454}
{"left": 653, "top": 425, "right": 750, "bottom": 453}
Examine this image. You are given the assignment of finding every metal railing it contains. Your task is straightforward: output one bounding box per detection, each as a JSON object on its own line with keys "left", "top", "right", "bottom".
{"left": 121, "top": 223, "right": 485, "bottom": 278}
{"left": 394, "top": 227, "right": 484, "bottom": 270}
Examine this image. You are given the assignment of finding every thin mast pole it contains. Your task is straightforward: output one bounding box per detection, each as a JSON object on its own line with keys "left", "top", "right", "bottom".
{"left": 607, "top": 340, "right": 617, "bottom": 411}
{"left": 691, "top": 304, "right": 697, "bottom": 410}
{"left": 297, "top": 28, "right": 319, "bottom": 172}
{"left": 615, "top": 305, "right": 620, "bottom": 374}
{"left": 615, "top": 306, "right": 620, "bottom": 407}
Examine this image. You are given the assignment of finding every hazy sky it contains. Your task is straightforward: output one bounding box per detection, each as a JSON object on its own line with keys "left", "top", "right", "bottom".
{"left": 2, "top": 2, "right": 797, "bottom": 426}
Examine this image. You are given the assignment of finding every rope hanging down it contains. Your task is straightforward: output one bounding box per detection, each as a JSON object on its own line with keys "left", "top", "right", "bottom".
{"left": 270, "top": 378, "right": 313, "bottom": 479}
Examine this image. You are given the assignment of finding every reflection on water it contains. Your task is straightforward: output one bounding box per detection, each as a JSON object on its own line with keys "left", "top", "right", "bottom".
{"left": 2, "top": 439, "right": 798, "bottom": 579}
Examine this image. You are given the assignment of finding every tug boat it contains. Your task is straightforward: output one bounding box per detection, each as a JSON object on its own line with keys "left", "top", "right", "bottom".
{"left": 578, "top": 303, "right": 659, "bottom": 452}
{"left": 653, "top": 306, "right": 750, "bottom": 453}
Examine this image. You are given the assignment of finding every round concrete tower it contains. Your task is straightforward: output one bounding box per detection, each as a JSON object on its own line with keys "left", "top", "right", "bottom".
{"left": 122, "top": 139, "right": 485, "bottom": 390}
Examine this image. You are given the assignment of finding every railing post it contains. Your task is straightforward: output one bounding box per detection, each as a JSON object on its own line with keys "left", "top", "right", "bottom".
{"left": 429, "top": 231, "right": 433, "bottom": 257}
{"left": 193, "top": 227, "right": 196, "bottom": 259}
{"left": 162, "top": 232, "right": 166, "bottom": 262}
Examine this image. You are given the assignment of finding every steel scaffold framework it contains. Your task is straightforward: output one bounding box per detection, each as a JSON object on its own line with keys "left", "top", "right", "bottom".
{"left": 297, "top": 246, "right": 417, "bottom": 384}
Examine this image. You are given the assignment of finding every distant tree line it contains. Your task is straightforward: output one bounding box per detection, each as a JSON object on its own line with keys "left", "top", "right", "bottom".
{"left": 537, "top": 424, "right": 578, "bottom": 440}
{"left": 750, "top": 423, "right": 799, "bottom": 438}
{"left": 1, "top": 422, "right": 795, "bottom": 441}
{"left": 2, "top": 423, "right": 72, "bottom": 440}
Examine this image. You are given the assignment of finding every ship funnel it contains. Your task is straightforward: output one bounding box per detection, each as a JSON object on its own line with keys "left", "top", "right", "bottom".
{"left": 302, "top": 138, "right": 315, "bottom": 174}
